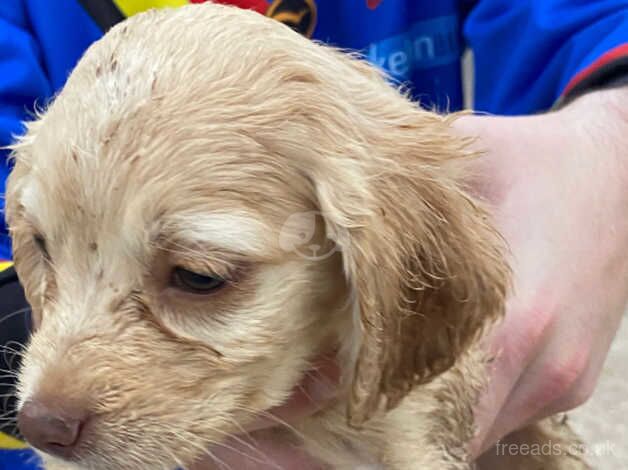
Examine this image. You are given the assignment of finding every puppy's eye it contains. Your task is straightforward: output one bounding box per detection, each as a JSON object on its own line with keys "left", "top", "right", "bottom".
{"left": 33, "top": 234, "right": 50, "bottom": 259}
{"left": 171, "top": 267, "right": 226, "bottom": 294}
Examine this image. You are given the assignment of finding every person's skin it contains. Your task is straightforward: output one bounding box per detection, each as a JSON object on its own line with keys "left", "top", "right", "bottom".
{"left": 461, "top": 87, "right": 628, "bottom": 456}
{"left": 190, "top": 87, "right": 628, "bottom": 468}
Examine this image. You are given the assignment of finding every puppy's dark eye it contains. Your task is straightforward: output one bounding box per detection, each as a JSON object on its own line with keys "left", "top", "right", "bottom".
{"left": 171, "top": 267, "right": 226, "bottom": 294}
{"left": 33, "top": 234, "right": 49, "bottom": 259}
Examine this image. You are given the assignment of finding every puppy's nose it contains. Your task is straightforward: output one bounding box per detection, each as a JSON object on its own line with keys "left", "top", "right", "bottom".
{"left": 18, "top": 400, "right": 88, "bottom": 459}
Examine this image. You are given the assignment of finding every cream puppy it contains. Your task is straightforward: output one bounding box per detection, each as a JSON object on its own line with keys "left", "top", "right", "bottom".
{"left": 6, "top": 3, "right": 588, "bottom": 469}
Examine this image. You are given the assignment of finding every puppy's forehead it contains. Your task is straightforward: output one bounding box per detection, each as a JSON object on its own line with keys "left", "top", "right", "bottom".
{"left": 16, "top": 4, "right": 335, "bottom": 258}
{"left": 19, "top": 151, "right": 299, "bottom": 260}
{"left": 37, "top": 3, "right": 312, "bottom": 149}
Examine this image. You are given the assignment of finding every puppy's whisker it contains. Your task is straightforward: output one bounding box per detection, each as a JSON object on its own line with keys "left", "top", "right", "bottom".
{"left": 0, "top": 398, "right": 16, "bottom": 418}
{"left": 0, "top": 345, "right": 26, "bottom": 363}
{"left": 199, "top": 424, "right": 281, "bottom": 468}
{"left": 0, "top": 409, "right": 18, "bottom": 421}
{"left": 5, "top": 340, "right": 27, "bottom": 350}
{"left": 1, "top": 353, "right": 25, "bottom": 371}
{"left": 232, "top": 405, "right": 306, "bottom": 441}
{"left": 0, "top": 307, "right": 31, "bottom": 328}
{"left": 0, "top": 343, "right": 26, "bottom": 354}
{"left": 296, "top": 370, "right": 336, "bottom": 407}
{"left": 151, "top": 439, "right": 186, "bottom": 470}
{"left": 220, "top": 418, "right": 258, "bottom": 445}
{"left": 144, "top": 419, "right": 270, "bottom": 470}
{"left": 166, "top": 429, "right": 233, "bottom": 470}
{"left": 0, "top": 369, "right": 20, "bottom": 377}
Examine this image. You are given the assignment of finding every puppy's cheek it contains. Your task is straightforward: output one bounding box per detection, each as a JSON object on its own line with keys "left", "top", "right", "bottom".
{"left": 149, "top": 300, "right": 284, "bottom": 365}
{"left": 146, "top": 278, "right": 259, "bottom": 356}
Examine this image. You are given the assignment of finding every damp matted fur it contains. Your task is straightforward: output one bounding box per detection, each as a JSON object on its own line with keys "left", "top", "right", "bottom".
{"left": 6, "top": 4, "right": 589, "bottom": 469}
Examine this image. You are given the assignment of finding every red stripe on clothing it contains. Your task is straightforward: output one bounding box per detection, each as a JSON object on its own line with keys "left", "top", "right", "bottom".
{"left": 562, "top": 43, "right": 628, "bottom": 96}
{"left": 190, "top": 0, "right": 269, "bottom": 14}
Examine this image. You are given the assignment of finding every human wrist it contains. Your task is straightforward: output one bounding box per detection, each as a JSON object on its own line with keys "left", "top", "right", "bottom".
{"left": 554, "top": 87, "right": 628, "bottom": 183}
{"left": 560, "top": 87, "right": 628, "bottom": 140}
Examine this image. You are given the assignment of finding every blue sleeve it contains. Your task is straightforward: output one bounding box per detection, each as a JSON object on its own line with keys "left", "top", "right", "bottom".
{"left": 0, "top": 0, "right": 52, "bottom": 260}
{"left": 464, "top": 1, "right": 628, "bottom": 115}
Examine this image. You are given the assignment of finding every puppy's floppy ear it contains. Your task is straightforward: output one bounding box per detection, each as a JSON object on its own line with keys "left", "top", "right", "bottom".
{"left": 310, "top": 109, "right": 509, "bottom": 427}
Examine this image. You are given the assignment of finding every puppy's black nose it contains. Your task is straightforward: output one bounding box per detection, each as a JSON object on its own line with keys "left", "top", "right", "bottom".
{"left": 18, "top": 400, "right": 87, "bottom": 459}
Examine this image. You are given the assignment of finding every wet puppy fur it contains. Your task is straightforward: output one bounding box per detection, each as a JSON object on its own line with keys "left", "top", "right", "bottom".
{"left": 6, "top": 3, "right": 581, "bottom": 469}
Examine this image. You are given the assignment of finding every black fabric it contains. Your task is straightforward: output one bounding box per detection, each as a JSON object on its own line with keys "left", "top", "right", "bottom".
{"left": 77, "top": 0, "right": 126, "bottom": 32}
{"left": 0, "top": 267, "right": 31, "bottom": 438}
{"left": 604, "top": 72, "right": 628, "bottom": 89}
{"left": 558, "top": 56, "right": 628, "bottom": 108}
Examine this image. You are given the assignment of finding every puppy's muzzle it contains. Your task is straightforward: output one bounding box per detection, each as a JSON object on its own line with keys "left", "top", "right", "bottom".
{"left": 18, "top": 398, "right": 90, "bottom": 460}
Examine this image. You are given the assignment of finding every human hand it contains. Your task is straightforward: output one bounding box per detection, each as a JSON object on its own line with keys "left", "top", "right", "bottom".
{"left": 454, "top": 88, "right": 628, "bottom": 457}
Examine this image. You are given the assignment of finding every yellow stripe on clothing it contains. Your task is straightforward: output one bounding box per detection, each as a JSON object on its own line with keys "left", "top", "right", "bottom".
{"left": 0, "top": 432, "right": 27, "bottom": 450}
{"left": 0, "top": 261, "right": 13, "bottom": 272}
{"left": 113, "top": 0, "right": 190, "bottom": 17}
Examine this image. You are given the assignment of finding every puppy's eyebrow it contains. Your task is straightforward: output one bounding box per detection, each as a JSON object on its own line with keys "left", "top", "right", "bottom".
{"left": 165, "top": 212, "right": 270, "bottom": 255}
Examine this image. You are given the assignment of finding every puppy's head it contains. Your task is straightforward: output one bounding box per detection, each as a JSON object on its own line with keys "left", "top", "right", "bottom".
{"left": 6, "top": 4, "right": 508, "bottom": 469}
